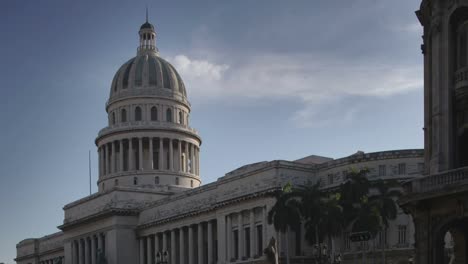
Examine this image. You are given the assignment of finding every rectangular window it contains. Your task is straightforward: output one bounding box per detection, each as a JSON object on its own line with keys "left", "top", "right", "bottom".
{"left": 328, "top": 174, "right": 334, "bottom": 185}
{"left": 398, "top": 163, "right": 406, "bottom": 175}
{"left": 398, "top": 225, "right": 407, "bottom": 245}
{"left": 245, "top": 227, "right": 251, "bottom": 258}
{"left": 256, "top": 225, "right": 263, "bottom": 256}
{"left": 233, "top": 229, "right": 239, "bottom": 260}
{"left": 379, "top": 165, "right": 386, "bottom": 176}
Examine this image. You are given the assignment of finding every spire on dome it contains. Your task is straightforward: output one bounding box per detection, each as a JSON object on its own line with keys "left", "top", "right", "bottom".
{"left": 146, "top": 5, "right": 148, "bottom": 23}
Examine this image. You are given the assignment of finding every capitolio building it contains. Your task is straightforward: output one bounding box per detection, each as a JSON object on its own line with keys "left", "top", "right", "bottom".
{"left": 15, "top": 17, "right": 426, "bottom": 264}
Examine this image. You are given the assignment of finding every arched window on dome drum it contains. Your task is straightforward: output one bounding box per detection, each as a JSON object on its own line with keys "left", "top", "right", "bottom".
{"left": 175, "top": 177, "right": 179, "bottom": 185}
{"left": 112, "top": 112, "right": 116, "bottom": 125}
{"left": 134, "top": 57, "right": 144, "bottom": 86}
{"left": 155, "top": 176, "right": 159, "bottom": 185}
{"left": 179, "top": 111, "right": 183, "bottom": 124}
{"left": 121, "top": 109, "right": 127, "bottom": 122}
{"left": 166, "top": 108, "right": 172, "bottom": 122}
{"left": 133, "top": 177, "right": 138, "bottom": 185}
{"left": 148, "top": 58, "right": 158, "bottom": 86}
{"left": 135, "top": 107, "right": 142, "bottom": 121}
{"left": 151, "top": 106, "right": 158, "bottom": 121}
{"left": 122, "top": 59, "right": 134, "bottom": 89}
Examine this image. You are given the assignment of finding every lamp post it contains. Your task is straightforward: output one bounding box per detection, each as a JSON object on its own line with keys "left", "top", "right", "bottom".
{"left": 156, "top": 251, "right": 169, "bottom": 264}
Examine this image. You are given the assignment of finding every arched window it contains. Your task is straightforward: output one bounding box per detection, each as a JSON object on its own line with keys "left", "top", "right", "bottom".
{"left": 112, "top": 112, "right": 116, "bottom": 125}
{"left": 190, "top": 180, "right": 194, "bottom": 187}
{"left": 102, "top": 183, "right": 105, "bottom": 191}
{"left": 114, "top": 179, "right": 119, "bottom": 186}
{"left": 155, "top": 176, "right": 159, "bottom": 185}
{"left": 135, "top": 107, "right": 142, "bottom": 121}
{"left": 179, "top": 111, "right": 184, "bottom": 124}
{"left": 166, "top": 108, "right": 172, "bottom": 122}
{"left": 151, "top": 107, "right": 158, "bottom": 121}
{"left": 133, "top": 177, "right": 138, "bottom": 185}
{"left": 121, "top": 109, "right": 127, "bottom": 122}
{"left": 175, "top": 177, "right": 179, "bottom": 185}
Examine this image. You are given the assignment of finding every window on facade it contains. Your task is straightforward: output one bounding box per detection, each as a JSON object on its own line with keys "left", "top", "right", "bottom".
{"left": 102, "top": 183, "right": 105, "bottom": 191}
{"left": 233, "top": 229, "right": 239, "bottom": 260}
{"left": 179, "top": 111, "right": 184, "bottom": 124}
{"left": 256, "top": 225, "right": 263, "bottom": 256}
{"left": 398, "top": 163, "right": 406, "bottom": 175}
{"left": 135, "top": 107, "right": 142, "bottom": 121}
{"left": 121, "top": 109, "right": 127, "bottom": 122}
{"left": 155, "top": 176, "right": 159, "bottom": 185}
{"left": 245, "top": 227, "right": 251, "bottom": 258}
{"left": 175, "top": 177, "right": 179, "bottom": 185}
{"left": 134, "top": 177, "right": 138, "bottom": 185}
{"left": 398, "top": 225, "right": 407, "bottom": 245}
{"left": 328, "top": 174, "right": 334, "bottom": 185}
{"left": 379, "top": 165, "right": 386, "bottom": 177}
{"left": 151, "top": 107, "right": 158, "bottom": 121}
{"left": 190, "top": 180, "right": 194, "bottom": 187}
{"left": 166, "top": 108, "right": 172, "bottom": 122}
{"left": 114, "top": 179, "right": 118, "bottom": 186}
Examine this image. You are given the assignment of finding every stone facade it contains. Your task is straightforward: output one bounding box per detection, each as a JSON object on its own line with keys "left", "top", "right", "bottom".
{"left": 16, "top": 19, "right": 425, "bottom": 264}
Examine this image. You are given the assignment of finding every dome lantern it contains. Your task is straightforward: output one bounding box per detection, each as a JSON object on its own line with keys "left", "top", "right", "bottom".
{"left": 138, "top": 8, "right": 158, "bottom": 55}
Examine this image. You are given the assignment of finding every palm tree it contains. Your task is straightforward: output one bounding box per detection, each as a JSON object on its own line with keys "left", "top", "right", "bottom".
{"left": 268, "top": 183, "right": 302, "bottom": 264}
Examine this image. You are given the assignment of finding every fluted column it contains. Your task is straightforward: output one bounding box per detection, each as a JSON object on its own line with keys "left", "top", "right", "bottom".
{"left": 198, "top": 223, "right": 203, "bottom": 264}
{"left": 188, "top": 226, "right": 194, "bottom": 264}
{"left": 98, "top": 147, "right": 103, "bottom": 177}
{"left": 250, "top": 210, "right": 255, "bottom": 258}
{"left": 159, "top": 138, "right": 164, "bottom": 170}
{"left": 138, "top": 138, "right": 143, "bottom": 170}
{"left": 147, "top": 236, "right": 153, "bottom": 264}
{"left": 91, "top": 236, "right": 96, "bottom": 264}
{"left": 171, "top": 229, "right": 176, "bottom": 264}
{"left": 149, "top": 138, "right": 154, "bottom": 170}
{"left": 179, "top": 228, "right": 185, "bottom": 264}
{"left": 118, "top": 140, "right": 123, "bottom": 172}
{"left": 178, "top": 140, "right": 182, "bottom": 172}
{"left": 226, "top": 215, "right": 232, "bottom": 261}
{"left": 169, "top": 139, "right": 174, "bottom": 171}
{"left": 193, "top": 146, "right": 197, "bottom": 176}
{"left": 139, "top": 238, "right": 145, "bottom": 264}
{"left": 190, "top": 144, "right": 195, "bottom": 174}
{"left": 128, "top": 139, "right": 134, "bottom": 171}
{"left": 208, "top": 221, "right": 213, "bottom": 264}
{"left": 85, "top": 238, "right": 90, "bottom": 264}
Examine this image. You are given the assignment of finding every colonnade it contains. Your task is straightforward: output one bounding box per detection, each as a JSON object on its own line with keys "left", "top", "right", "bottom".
{"left": 39, "top": 257, "right": 63, "bottom": 264}
{"left": 71, "top": 232, "right": 106, "bottom": 264}
{"left": 98, "top": 137, "right": 199, "bottom": 177}
{"left": 138, "top": 207, "right": 267, "bottom": 264}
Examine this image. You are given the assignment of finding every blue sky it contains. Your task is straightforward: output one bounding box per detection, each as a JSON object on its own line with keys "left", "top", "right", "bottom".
{"left": 0, "top": 0, "right": 423, "bottom": 262}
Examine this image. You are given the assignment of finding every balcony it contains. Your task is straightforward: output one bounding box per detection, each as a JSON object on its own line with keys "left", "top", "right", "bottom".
{"left": 407, "top": 166, "right": 468, "bottom": 193}
{"left": 97, "top": 121, "right": 200, "bottom": 138}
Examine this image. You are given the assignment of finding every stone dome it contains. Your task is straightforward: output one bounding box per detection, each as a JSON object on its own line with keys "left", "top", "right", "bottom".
{"left": 109, "top": 54, "right": 187, "bottom": 102}
{"left": 140, "top": 21, "right": 154, "bottom": 30}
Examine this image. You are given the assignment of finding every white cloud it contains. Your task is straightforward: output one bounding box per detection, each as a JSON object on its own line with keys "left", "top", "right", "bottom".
{"left": 167, "top": 54, "right": 422, "bottom": 127}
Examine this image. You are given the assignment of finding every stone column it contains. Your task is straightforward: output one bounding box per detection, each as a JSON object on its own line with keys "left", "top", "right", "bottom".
{"left": 171, "top": 229, "right": 176, "bottom": 264}
{"left": 178, "top": 140, "right": 182, "bottom": 172}
{"left": 155, "top": 233, "right": 160, "bottom": 257}
{"left": 163, "top": 232, "right": 168, "bottom": 253}
{"left": 185, "top": 142, "right": 189, "bottom": 173}
{"left": 139, "top": 137, "right": 143, "bottom": 170}
{"left": 226, "top": 215, "right": 232, "bottom": 261}
{"left": 111, "top": 142, "right": 115, "bottom": 173}
{"left": 159, "top": 138, "right": 164, "bottom": 170}
{"left": 149, "top": 137, "right": 153, "bottom": 170}
{"left": 208, "top": 221, "right": 213, "bottom": 264}
{"left": 84, "top": 238, "right": 90, "bottom": 264}
{"left": 78, "top": 239, "right": 84, "bottom": 264}
{"left": 190, "top": 144, "right": 195, "bottom": 174}
{"left": 104, "top": 145, "right": 109, "bottom": 175}
{"left": 250, "top": 210, "right": 255, "bottom": 258}
{"left": 238, "top": 213, "right": 243, "bottom": 259}
{"left": 91, "top": 236, "right": 96, "bottom": 264}
{"left": 139, "top": 238, "right": 145, "bottom": 264}
{"left": 147, "top": 236, "right": 153, "bottom": 264}
{"left": 179, "top": 228, "right": 185, "bottom": 264}
{"left": 198, "top": 223, "right": 203, "bottom": 264}
{"left": 169, "top": 139, "right": 174, "bottom": 171}
{"left": 128, "top": 138, "right": 134, "bottom": 171}
{"left": 98, "top": 147, "right": 102, "bottom": 177}
{"left": 217, "top": 216, "right": 226, "bottom": 263}
{"left": 71, "top": 241, "right": 76, "bottom": 264}
{"left": 188, "top": 226, "right": 194, "bottom": 264}
{"left": 119, "top": 140, "right": 124, "bottom": 172}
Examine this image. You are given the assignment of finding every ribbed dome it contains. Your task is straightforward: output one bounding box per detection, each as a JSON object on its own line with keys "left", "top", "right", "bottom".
{"left": 109, "top": 54, "right": 187, "bottom": 100}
